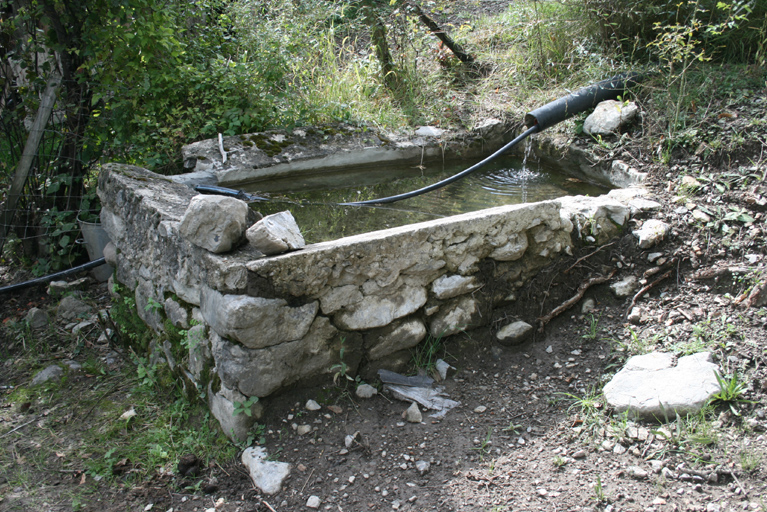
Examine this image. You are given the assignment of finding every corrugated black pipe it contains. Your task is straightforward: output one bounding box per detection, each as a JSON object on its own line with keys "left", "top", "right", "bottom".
{"left": 0, "top": 257, "right": 107, "bottom": 295}
{"left": 344, "top": 72, "right": 641, "bottom": 206}
{"left": 524, "top": 72, "right": 642, "bottom": 131}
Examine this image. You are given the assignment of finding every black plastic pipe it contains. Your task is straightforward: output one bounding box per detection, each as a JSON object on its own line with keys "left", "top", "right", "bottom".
{"left": 0, "top": 257, "right": 107, "bottom": 295}
{"left": 342, "top": 124, "right": 541, "bottom": 206}
{"left": 524, "top": 72, "right": 641, "bottom": 131}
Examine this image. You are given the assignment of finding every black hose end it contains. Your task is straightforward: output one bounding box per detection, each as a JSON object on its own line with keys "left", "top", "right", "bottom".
{"left": 523, "top": 113, "right": 538, "bottom": 130}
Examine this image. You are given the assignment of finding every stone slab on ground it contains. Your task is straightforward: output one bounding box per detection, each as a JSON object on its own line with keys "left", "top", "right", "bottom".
{"left": 31, "top": 365, "right": 63, "bottom": 387}
{"left": 603, "top": 352, "right": 721, "bottom": 420}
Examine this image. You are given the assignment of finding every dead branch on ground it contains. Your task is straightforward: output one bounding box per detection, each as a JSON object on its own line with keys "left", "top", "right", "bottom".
{"left": 536, "top": 269, "right": 617, "bottom": 333}
{"left": 628, "top": 269, "right": 672, "bottom": 313}
{"left": 407, "top": 1, "right": 475, "bottom": 64}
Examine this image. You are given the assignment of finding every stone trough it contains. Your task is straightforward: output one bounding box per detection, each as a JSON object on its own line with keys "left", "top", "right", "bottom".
{"left": 98, "top": 131, "right": 659, "bottom": 441}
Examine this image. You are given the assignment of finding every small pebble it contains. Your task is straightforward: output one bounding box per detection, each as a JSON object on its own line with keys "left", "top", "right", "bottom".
{"left": 415, "top": 460, "right": 430, "bottom": 475}
{"left": 356, "top": 384, "right": 377, "bottom": 399}
{"left": 628, "top": 465, "right": 648, "bottom": 480}
{"left": 405, "top": 402, "right": 422, "bottom": 423}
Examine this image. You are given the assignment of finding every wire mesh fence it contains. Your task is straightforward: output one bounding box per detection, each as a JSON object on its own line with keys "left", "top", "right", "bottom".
{"left": 1, "top": 72, "right": 102, "bottom": 281}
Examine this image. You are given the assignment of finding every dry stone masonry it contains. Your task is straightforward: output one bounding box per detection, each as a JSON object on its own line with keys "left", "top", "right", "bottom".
{"left": 98, "top": 163, "right": 659, "bottom": 440}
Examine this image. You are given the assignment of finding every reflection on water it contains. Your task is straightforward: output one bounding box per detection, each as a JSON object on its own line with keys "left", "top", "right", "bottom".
{"left": 245, "top": 154, "right": 608, "bottom": 244}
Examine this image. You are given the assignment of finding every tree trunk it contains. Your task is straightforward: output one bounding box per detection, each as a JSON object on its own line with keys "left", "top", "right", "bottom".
{"left": 363, "top": 1, "right": 398, "bottom": 90}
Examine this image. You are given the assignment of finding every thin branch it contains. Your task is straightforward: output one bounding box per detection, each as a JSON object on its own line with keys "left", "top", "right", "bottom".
{"left": 536, "top": 269, "right": 617, "bottom": 332}
{"left": 0, "top": 417, "right": 38, "bottom": 439}
{"left": 563, "top": 242, "right": 614, "bottom": 274}
{"left": 407, "top": 1, "right": 475, "bottom": 63}
{"left": 628, "top": 270, "right": 672, "bottom": 313}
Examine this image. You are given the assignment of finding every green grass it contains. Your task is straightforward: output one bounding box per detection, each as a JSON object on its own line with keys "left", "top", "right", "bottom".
{"left": 411, "top": 333, "right": 446, "bottom": 374}
{"left": 710, "top": 371, "right": 753, "bottom": 416}
{"left": 83, "top": 394, "right": 236, "bottom": 483}
{"left": 471, "top": 426, "right": 494, "bottom": 461}
{"left": 582, "top": 313, "right": 602, "bottom": 340}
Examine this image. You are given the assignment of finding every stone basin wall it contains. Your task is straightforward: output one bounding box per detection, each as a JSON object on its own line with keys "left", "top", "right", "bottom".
{"left": 98, "top": 163, "right": 655, "bottom": 440}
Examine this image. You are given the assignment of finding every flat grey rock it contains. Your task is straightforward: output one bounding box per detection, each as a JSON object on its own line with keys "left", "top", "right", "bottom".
{"left": 48, "top": 277, "right": 91, "bottom": 296}
{"left": 583, "top": 100, "right": 639, "bottom": 135}
{"left": 431, "top": 274, "right": 479, "bottom": 300}
{"left": 208, "top": 383, "right": 262, "bottom": 442}
{"left": 25, "top": 307, "right": 49, "bottom": 330}
{"left": 610, "top": 276, "right": 638, "bottom": 298}
{"left": 356, "top": 383, "right": 378, "bottom": 399}
{"left": 414, "top": 126, "right": 445, "bottom": 137}
{"left": 245, "top": 210, "right": 305, "bottom": 256}
{"left": 633, "top": 219, "right": 670, "bottom": 249}
{"left": 57, "top": 296, "right": 93, "bottom": 321}
{"left": 603, "top": 352, "right": 720, "bottom": 420}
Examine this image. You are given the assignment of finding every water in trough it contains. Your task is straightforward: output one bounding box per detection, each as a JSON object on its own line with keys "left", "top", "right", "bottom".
{"left": 243, "top": 151, "right": 608, "bottom": 243}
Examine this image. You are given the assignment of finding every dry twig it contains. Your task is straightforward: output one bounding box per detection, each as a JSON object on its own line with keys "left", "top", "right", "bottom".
{"left": 0, "top": 417, "right": 38, "bottom": 439}
{"left": 628, "top": 270, "right": 672, "bottom": 312}
{"left": 536, "top": 269, "right": 617, "bottom": 332}
{"left": 261, "top": 499, "right": 277, "bottom": 512}
{"left": 563, "top": 242, "right": 614, "bottom": 274}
